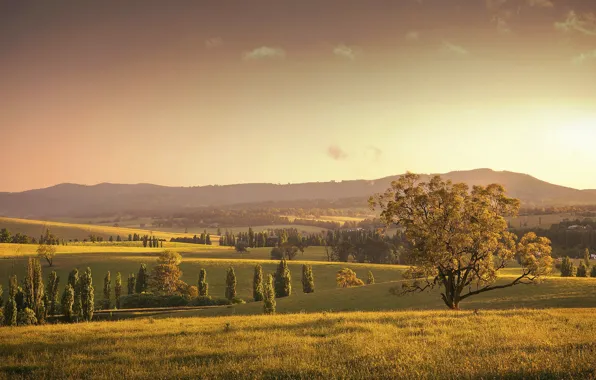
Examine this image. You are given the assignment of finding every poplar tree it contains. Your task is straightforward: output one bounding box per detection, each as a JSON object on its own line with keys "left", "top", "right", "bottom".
{"left": 114, "top": 272, "right": 122, "bottom": 308}
{"left": 4, "top": 275, "right": 18, "bottom": 326}
{"left": 136, "top": 264, "right": 148, "bottom": 293}
{"left": 24, "top": 257, "right": 45, "bottom": 323}
{"left": 46, "top": 271, "right": 60, "bottom": 316}
{"left": 263, "top": 274, "right": 276, "bottom": 315}
{"left": 225, "top": 267, "right": 237, "bottom": 300}
{"left": 253, "top": 264, "right": 264, "bottom": 301}
{"left": 274, "top": 260, "right": 292, "bottom": 297}
{"left": 103, "top": 271, "right": 111, "bottom": 309}
{"left": 301, "top": 264, "right": 315, "bottom": 293}
{"left": 61, "top": 284, "right": 75, "bottom": 321}
{"left": 69, "top": 269, "right": 82, "bottom": 319}
{"left": 198, "top": 268, "right": 208, "bottom": 297}
{"left": 127, "top": 273, "right": 136, "bottom": 295}
{"left": 80, "top": 267, "right": 94, "bottom": 322}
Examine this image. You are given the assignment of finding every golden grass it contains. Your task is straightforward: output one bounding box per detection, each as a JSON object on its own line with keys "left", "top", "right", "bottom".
{"left": 2, "top": 309, "right": 596, "bottom": 379}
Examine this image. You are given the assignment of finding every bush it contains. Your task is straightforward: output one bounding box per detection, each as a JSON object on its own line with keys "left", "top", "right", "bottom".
{"left": 367, "top": 271, "right": 375, "bottom": 285}
{"left": 231, "top": 297, "right": 245, "bottom": 304}
{"left": 17, "top": 308, "right": 38, "bottom": 326}
{"left": 336, "top": 268, "right": 364, "bottom": 288}
{"left": 189, "top": 296, "right": 232, "bottom": 307}
{"left": 591, "top": 266, "right": 596, "bottom": 278}
{"left": 118, "top": 293, "right": 190, "bottom": 309}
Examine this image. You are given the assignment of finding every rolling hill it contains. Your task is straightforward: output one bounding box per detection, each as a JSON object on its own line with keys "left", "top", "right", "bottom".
{"left": 1, "top": 169, "right": 595, "bottom": 218}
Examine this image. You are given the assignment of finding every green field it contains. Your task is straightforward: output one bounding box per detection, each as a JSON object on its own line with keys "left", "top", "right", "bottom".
{"left": 0, "top": 217, "right": 196, "bottom": 241}
{"left": 2, "top": 308, "right": 596, "bottom": 378}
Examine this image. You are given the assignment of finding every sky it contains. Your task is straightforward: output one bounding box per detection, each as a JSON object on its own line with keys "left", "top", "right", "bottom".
{"left": 1, "top": 0, "right": 596, "bottom": 192}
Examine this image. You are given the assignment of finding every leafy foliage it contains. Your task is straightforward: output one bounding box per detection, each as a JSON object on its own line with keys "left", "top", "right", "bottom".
{"left": 274, "top": 260, "right": 292, "bottom": 298}
{"left": 336, "top": 268, "right": 364, "bottom": 288}
{"left": 560, "top": 257, "right": 575, "bottom": 277}
{"left": 371, "top": 173, "right": 553, "bottom": 309}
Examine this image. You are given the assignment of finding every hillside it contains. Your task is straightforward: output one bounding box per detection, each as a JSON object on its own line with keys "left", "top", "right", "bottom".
{"left": 1, "top": 169, "right": 595, "bottom": 218}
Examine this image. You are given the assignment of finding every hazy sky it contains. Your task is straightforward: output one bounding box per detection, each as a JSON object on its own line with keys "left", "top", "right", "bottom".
{"left": 2, "top": 0, "right": 596, "bottom": 192}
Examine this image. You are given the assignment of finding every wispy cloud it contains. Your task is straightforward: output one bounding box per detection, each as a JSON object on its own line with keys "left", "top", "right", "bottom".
{"left": 333, "top": 44, "right": 360, "bottom": 60}
{"left": 572, "top": 50, "right": 596, "bottom": 65}
{"left": 441, "top": 41, "right": 469, "bottom": 55}
{"left": 327, "top": 145, "right": 348, "bottom": 161}
{"left": 243, "top": 46, "right": 286, "bottom": 60}
{"left": 205, "top": 37, "right": 223, "bottom": 48}
{"left": 527, "top": 0, "right": 553, "bottom": 8}
{"left": 555, "top": 11, "right": 596, "bottom": 36}
{"left": 405, "top": 31, "right": 420, "bottom": 41}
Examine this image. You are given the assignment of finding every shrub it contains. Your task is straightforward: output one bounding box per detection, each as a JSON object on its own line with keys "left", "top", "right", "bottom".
{"left": 253, "top": 264, "right": 264, "bottom": 301}
{"left": 225, "top": 267, "right": 237, "bottom": 300}
{"left": 591, "top": 266, "right": 596, "bottom": 278}
{"left": 118, "top": 293, "right": 190, "bottom": 309}
{"left": 263, "top": 274, "right": 276, "bottom": 315}
{"left": 189, "top": 296, "right": 231, "bottom": 307}
{"left": 367, "top": 271, "right": 375, "bottom": 285}
{"left": 274, "top": 260, "right": 292, "bottom": 297}
{"left": 336, "top": 268, "right": 364, "bottom": 288}
{"left": 198, "top": 268, "right": 208, "bottom": 297}
{"left": 577, "top": 261, "right": 589, "bottom": 277}
{"left": 231, "top": 297, "right": 246, "bottom": 304}
{"left": 17, "top": 308, "right": 37, "bottom": 326}
{"left": 301, "top": 264, "right": 315, "bottom": 294}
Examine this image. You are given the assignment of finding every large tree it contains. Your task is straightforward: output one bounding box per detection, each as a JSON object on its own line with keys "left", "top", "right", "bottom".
{"left": 150, "top": 251, "right": 183, "bottom": 294}
{"left": 371, "top": 173, "right": 553, "bottom": 310}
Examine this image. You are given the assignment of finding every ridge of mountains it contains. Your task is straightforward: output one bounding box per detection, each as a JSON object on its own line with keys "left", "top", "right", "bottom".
{"left": 1, "top": 169, "right": 595, "bottom": 218}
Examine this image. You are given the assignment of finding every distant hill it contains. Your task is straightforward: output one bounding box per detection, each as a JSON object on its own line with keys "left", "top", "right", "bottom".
{"left": 1, "top": 169, "right": 595, "bottom": 218}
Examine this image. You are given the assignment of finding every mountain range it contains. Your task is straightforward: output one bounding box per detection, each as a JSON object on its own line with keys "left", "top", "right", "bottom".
{"left": 1, "top": 169, "right": 595, "bottom": 218}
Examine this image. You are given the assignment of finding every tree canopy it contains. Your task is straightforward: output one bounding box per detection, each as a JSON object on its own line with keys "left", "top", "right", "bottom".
{"left": 371, "top": 173, "right": 553, "bottom": 310}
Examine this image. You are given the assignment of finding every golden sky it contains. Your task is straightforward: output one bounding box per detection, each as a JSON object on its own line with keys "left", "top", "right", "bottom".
{"left": 1, "top": 0, "right": 596, "bottom": 192}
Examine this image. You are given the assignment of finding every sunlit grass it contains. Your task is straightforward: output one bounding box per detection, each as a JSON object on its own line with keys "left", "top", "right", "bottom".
{"left": 2, "top": 309, "right": 596, "bottom": 378}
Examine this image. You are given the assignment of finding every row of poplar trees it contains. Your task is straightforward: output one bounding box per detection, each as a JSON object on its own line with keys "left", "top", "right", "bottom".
{"left": 206, "top": 260, "right": 315, "bottom": 315}
{"left": 2, "top": 258, "right": 95, "bottom": 327}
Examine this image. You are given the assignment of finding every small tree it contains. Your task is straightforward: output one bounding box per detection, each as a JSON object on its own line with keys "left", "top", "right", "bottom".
{"left": 263, "top": 274, "right": 276, "bottom": 315}
{"left": 367, "top": 270, "right": 375, "bottom": 285}
{"left": 61, "top": 284, "right": 74, "bottom": 321}
{"left": 253, "top": 264, "right": 264, "bottom": 301}
{"left": 37, "top": 244, "right": 57, "bottom": 267}
{"left": 114, "top": 272, "right": 122, "bottom": 308}
{"left": 127, "top": 273, "right": 136, "bottom": 295}
{"left": 336, "top": 268, "right": 364, "bottom": 288}
{"left": 151, "top": 251, "right": 183, "bottom": 294}
{"left": 301, "top": 264, "right": 315, "bottom": 293}
{"left": 561, "top": 257, "right": 575, "bottom": 277}
{"left": 274, "top": 260, "right": 292, "bottom": 297}
{"left": 198, "top": 268, "right": 208, "bottom": 297}
{"left": 46, "top": 271, "right": 60, "bottom": 316}
{"left": 69, "top": 269, "right": 82, "bottom": 319}
{"left": 591, "top": 265, "right": 596, "bottom": 278}
{"left": 103, "top": 271, "right": 112, "bottom": 309}
{"left": 136, "top": 264, "right": 149, "bottom": 293}
{"left": 225, "top": 267, "right": 237, "bottom": 300}
{"left": 80, "top": 267, "right": 94, "bottom": 322}
{"left": 577, "top": 261, "right": 589, "bottom": 278}
{"left": 235, "top": 242, "right": 249, "bottom": 254}
{"left": 584, "top": 248, "right": 591, "bottom": 268}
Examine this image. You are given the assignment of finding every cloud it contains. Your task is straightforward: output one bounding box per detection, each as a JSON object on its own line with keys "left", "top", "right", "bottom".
{"left": 555, "top": 11, "right": 596, "bottom": 36}
{"left": 405, "top": 31, "right": 420, "bottom": 41}
{"left": 572, "top": 50, "right": 596, "bottom": 65}
{"left": 527, "top": 0, "right": 553, "bottom": 7}
{"left": 243, "top": 46, "right": 286, "bottom": 60}
{"left": 441, "top": 41, "right": 469, "bottom": 55}
{"left": 333, "top": 44, "right": 360, "bottom": 60}
{"left": 205, "top": 37, "right": 223, "bottom": 48}
{"left": 327, "top": 145, "right": 348, "bottom": 160}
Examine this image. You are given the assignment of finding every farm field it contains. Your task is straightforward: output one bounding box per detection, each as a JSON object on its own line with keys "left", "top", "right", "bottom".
{"left": 0, "top": 217, "right": 195, "bottom": 241}
{"left": 2, "top": 308, "right": 596, "bottom": 378}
